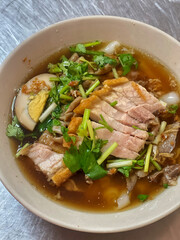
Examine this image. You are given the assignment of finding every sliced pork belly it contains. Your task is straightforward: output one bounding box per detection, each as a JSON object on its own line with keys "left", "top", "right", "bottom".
{"left": 92, "top": 122, "right": 145, "bottom": 153}
{"left": 105, "top": 79, "right": 165, "bottom": 113}
{"left": 21, "top": 143, "right": 72, "bottom": 185}
{"left": 74, "top": 95, "right": 147, "bottom": 129}
{"left": 74, "top": 99, "right": 148, "bottom": 140}
{"left": 92, "top": 123, "right": 138, "bottom": 159}
{"left": 92, "top": 86, "right": 155, "bottom": 123}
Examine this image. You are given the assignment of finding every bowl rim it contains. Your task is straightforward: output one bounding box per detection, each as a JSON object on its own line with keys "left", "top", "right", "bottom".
{"left": 0, "top": 15, "right": 180, "bottom": 233}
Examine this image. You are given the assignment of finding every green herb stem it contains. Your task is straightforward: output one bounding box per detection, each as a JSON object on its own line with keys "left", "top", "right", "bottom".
{"left": 106, "top": 160, "right": 133, "bottom": 169}
{"left": 153, "top": 121, "right": 167, "bottom": 145}
{"left": 60, "top": 94, "right": 73, "bottom": 101}
{"left": 39, "top": 102, "right": 57, "bottom": 123}
{"left": 150, "top": 158, "right": 162, "bottom": 171}
{"left": 144, "top": 144, "right": 153, "bottom": 173}
{"left": 15, "top": 143, "right": 30, "bottom": 158}
{"left": 79, "top": 84, "right": 87, "bottom": 98}
{"left": 59, "top": 85, "right": 70, "bottom": 94}
{"left": 85, "top": 80, "right": 100, "bottom": 96}
{"left": 97, "top": 142, "right": 118, "bottom": 165}
{"left": 83, "top": 40, "right": 101, "bottom": 47}
{"left": 78, "top": 109, "right": 91, "bottom": 137}
{"left": 87, "top": 120, "right": 95, "bottom": 150}
{"left": 49, "top": 77, "right": 60, "bottom": 82}
{"left": 82, "top": 76, "right": 98, "bottom": 81}
{"left": 110, "top": 101, "right": 118, "bottom": 107}
{"left": 136, "top": 148, "right": 147, "bottom": 160}
{"left": 99, "top": 114, "right": 113, "bottom": 132}
{"left": 112, "top": 67, "right": 119, "bottom": 79}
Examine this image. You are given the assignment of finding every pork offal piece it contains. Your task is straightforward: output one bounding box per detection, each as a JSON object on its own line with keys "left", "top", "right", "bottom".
{"left": 21, "top": 143, "right": 72, "bottom": 185}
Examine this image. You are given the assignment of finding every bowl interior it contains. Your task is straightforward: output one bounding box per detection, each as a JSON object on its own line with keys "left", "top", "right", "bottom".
{"left": 0, "top": 16, "right": 180, "bottom": 233}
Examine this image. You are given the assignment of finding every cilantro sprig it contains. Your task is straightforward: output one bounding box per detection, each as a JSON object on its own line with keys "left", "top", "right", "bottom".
{"left": 6, "top": 116, "right": 25, "bottom": 141}
{"left": 93, "top": 55, "right": 117, "bottom": 68}
{"left": 118, "top": 53, "right": 138, "bottom": 75}
{"left": 63, "top": 137, "right": 108, "bottom": 180}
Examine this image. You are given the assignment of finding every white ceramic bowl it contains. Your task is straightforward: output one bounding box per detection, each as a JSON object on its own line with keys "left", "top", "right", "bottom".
{"left": 0, "top": 16, "right": 180, "bottom": 233}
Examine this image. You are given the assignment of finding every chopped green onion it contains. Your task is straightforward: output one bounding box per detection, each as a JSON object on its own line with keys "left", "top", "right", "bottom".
{"left": 163, "top": 183, "right": 168, "bottom": 189}
{"left": 78, "top": 109, "right": 91, "bottom": 137}
{"left": 79, "top": 84, "right": 87, "bottom": 98}
{"left": 137, "top": 194, "right": 148, "bottom": 202}
{"left": 60, "top": 94, "right": 73, "bottom": 101}
{"left": 39, "top": 102, "right": 57, "bottom": 123}
{"left": 153, "top": 121, "right": 167, "bottom": 145}
{"left": 106, "top": 160, "right": 133, "bottom": 169}
{"left": 110, "top": 101, "right": 118, "bottom": 107}
{"left": 107, "top": 159, "right": 137, "bottom": 163}
{"left": 150, "top": 158, "right": 162, "bottom": 171}
{"left": 112, "top": 67, "right": 119, "bottom": 79}
{"left": 59, "top": 85, "right": 70, "bottom": 94}
{"left": 87, "top": 120, "right": 95, "bottom": 150}
{"left": 49, "top": 77, "right": 60, "bottom": 82}
{"left": 97, "top": 142, "right": 118, "bottom": 165}
{"left": 99, "top": 114, "right": 113, "bottom": 132}
{"left": 83, "top": 40, "right": 101, "bottom": 47}
{"left": 144, "top": 144, "right": 153, "bottom": 173}
{"left": 16, "top": 143, "right": 30, "bottom": 158}
{"left": 82, "top": 75, "right": 98, "bottom": 81}
{"left": 85, "top": 80, "right": 100, "bottom": 96}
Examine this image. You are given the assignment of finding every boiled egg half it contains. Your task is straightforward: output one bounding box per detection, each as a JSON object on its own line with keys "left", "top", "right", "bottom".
{"left": 15, "top": 73, "right": 56, "bottom": 131}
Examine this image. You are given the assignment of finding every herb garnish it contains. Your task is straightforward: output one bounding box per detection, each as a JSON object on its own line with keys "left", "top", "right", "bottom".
{"left": 118, "top": 53, "right": 138, "bottom": 75}
{"left": 137, "top": 194, "right": 148, "bottom": 202}
{"left": 93, "top": 55, "right": 117, "bottom": 68}
{"left": 168, "top": 104, "right": 178, "bottom": 114}
{"left": 63, "top": 137, "right": 107, "bottom": 180}
{"left": 6, "top": 116, "right": 25, "bottom": 141}
{"left": 99, "top": 114, "right": 113, "bottom": 132}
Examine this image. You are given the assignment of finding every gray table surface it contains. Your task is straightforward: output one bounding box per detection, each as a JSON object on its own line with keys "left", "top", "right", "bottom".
{"left": 0, "top": 0, "right": 180, "bottom": 239}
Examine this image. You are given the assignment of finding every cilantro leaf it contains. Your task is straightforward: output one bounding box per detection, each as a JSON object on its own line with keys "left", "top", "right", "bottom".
{"left": 70, "top": 44, "right": 104, "bottom": 55}
{"left": 61, "top": 125, "right": 76, "bottom": 143}
{"left": 137, "top": 194, "right": 148, "bottom": 202}
{"left": 118, "top": 54, "right": 138, "bottom": 75}
{"left": 168, "top": 104, "right": 178, "bottom": 114}
{"left": 63, "top": 145, "right": 81, "bottom": 173}
{"left": 48, "top": 63, "right": 62, "bottom": 73}
{"left": 63, "top": 137, "right": 107, "bottom": 180}
{"left": 6, "top": 116, "right": 25, "bottom": 141}
{"left": 79, "top": 140, "right": 107, "bottom": 180}
{"left": 118, "top": 166, "right": 132, "bottom": 177}
{"left": 93, "top": 55, "right": 117, "bottom": 68}
{"left": 73, "top": 44, "right": 86, "bottom": 53}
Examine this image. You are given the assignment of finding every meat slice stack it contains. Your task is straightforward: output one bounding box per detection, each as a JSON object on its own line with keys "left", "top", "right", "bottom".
{"left": 74, "top": 78, "right": 165, "bottom": 159}
{"left": 21, "top": 142, "right": 72, "bottom": 186}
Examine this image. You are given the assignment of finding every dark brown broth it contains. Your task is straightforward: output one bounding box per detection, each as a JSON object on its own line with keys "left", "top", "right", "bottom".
{"left": 10, "top": 43, "right": 180, "bottom": 212}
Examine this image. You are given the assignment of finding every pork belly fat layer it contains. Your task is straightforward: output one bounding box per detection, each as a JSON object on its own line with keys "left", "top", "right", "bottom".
{"left": 23, "top": 143, "right": 72, "bottom": 184}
